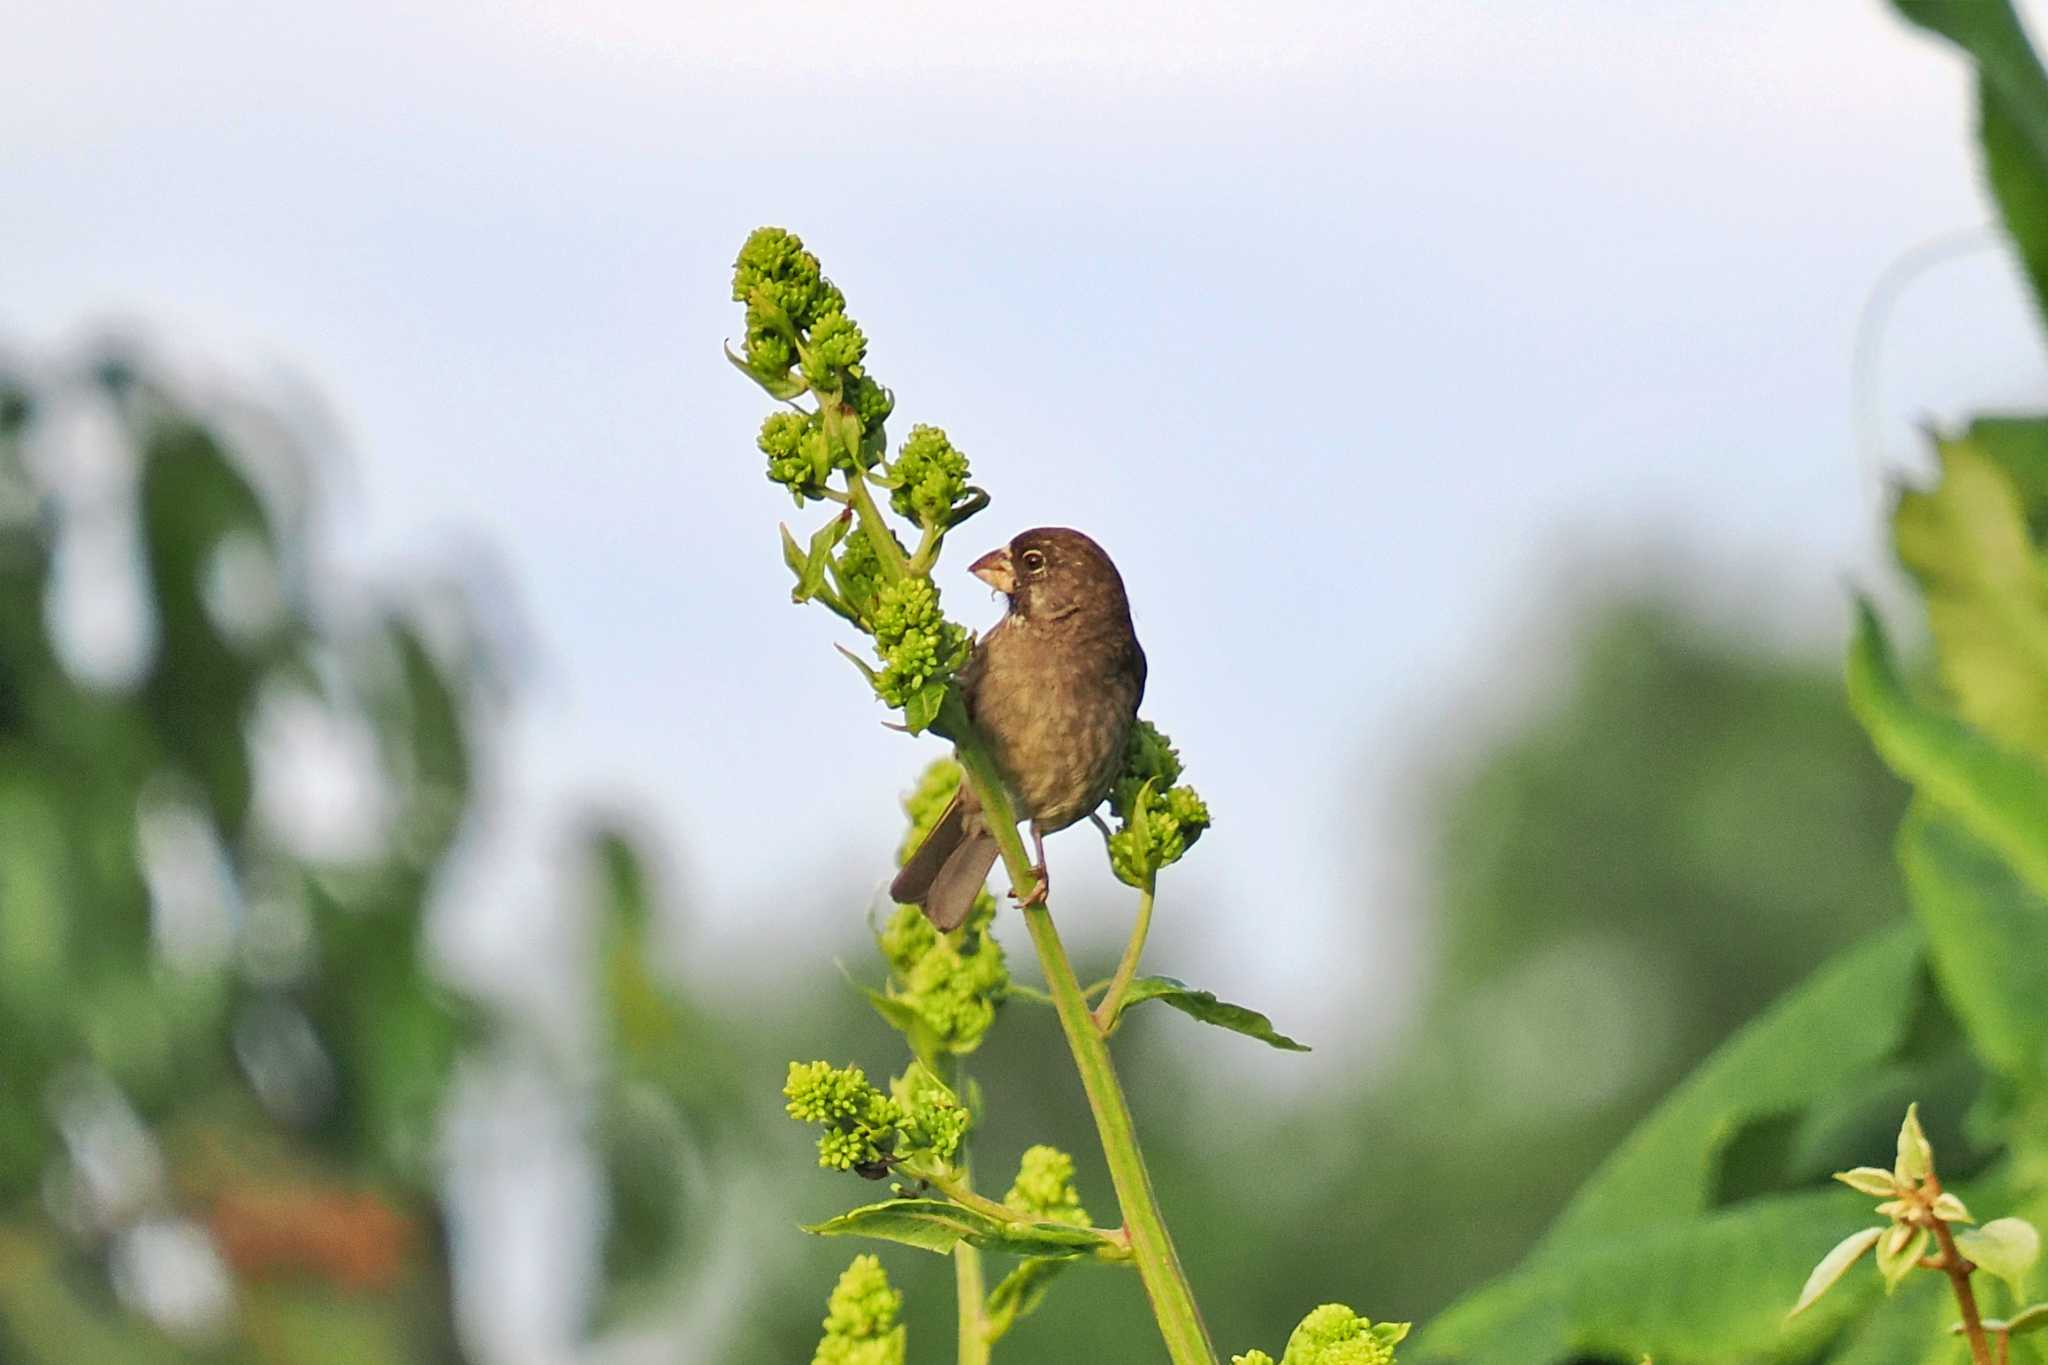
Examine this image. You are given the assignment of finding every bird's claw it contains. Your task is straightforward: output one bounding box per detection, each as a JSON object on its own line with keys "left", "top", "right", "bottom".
{"left": 1015, "top": 867, "right": 1049, "bottom": 907}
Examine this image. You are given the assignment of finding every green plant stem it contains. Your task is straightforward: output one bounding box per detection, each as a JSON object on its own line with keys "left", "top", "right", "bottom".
{"left": 910, "top": 521, "right": 942, "bottom": 576}
{"left": 841, "top": 458, "right": 907, "bottom": 582}
{"left": 916, "top": 1169, "right": 1026, "bottom": 1226}
{"left": 934, "top": 1053, "right": 993, "bottom": 1365}
{"left": 1092, "top": 879, "right": 1156, "bottom": 1033}
{"left": 954, "top": 1247, "right": 990, "bottom": 1364}
{"left": 947, "top": 696, "right": 1217, "bottom": 1365}
{"left": 1931, "top": 1209, "right": 1995, "bottom": 1365}
{"left": 953, "top": 1209, "right": 992, "bottom": 1364}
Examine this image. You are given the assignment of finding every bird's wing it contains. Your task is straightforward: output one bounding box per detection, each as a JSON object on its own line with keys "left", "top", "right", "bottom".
{"left": 891, "top": 788, "right": 967, "bottom": 906}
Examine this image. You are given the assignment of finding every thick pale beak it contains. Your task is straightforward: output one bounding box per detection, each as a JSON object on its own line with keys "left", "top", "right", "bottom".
{"left": 969, "top": 546, "right": 1015, "bottom": 595}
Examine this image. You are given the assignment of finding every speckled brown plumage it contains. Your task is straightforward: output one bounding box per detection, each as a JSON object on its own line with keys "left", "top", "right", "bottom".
{"left": 890, "top": 528, "right": 1146, "bottom": 930}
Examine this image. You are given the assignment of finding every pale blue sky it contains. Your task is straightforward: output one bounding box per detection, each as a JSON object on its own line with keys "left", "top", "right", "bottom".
{"left": 7, "top": 0, "right": 2046, "bottom": 1082}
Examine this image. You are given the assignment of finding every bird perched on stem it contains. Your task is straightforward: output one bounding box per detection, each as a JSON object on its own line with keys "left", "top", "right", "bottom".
{"left": 891, "top": 528, "right": 1146, "bottom": 930}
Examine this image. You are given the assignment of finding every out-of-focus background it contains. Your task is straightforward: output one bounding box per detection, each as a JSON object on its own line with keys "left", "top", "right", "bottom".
{"left": 2, "top": 1, "right": 2043, "bottom": 1361}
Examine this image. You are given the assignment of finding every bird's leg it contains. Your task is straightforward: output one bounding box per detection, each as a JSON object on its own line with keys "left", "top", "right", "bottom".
{"left": 1017, "top": 822, "right": 1050, "bottom": 907}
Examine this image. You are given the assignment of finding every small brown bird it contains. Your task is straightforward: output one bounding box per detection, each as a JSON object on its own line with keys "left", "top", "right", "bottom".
{"left": 891, "top": 527, "right": 1146, "bottom": 930}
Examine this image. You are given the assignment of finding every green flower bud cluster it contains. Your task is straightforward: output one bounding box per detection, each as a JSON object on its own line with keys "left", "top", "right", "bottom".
{"left": 887, "top": 424, "right": 974, "bottom": 527}
{"left": 1106, "top": 721, "right": 1212, "bottom": 886}
{"left": 1109, "top": 720, "right": 1182, "bottom": 817}
{"left": 759, "top": 401, "right": 896, "bottom": 505}
{"left": 869, "top": 577, "right": 970, "bottom": 712}
{"left": 1003, "top": 1145, "right": 1091, "bottom": 1228}
{"left": 813, "top": 1254, "right": 907, "bottom": 1365}
{"left": 784, "top": 1059, "right": 973, "bottom": 1171}
{"left": 847, "top": 374, "right": 893, "bottom": 428}
{"left": 733, "top": 228, "right": 893, "bottom": 479}
{"left": 733, "top": 228, "right": 845, "bottom": 386}
{"left": 785, "top": 1061, "right": 901, "bottom": 1172}
{"left": 889, "top": 1063, "right": 969, "bottom": 1164}
{"left": 803, "top": 310, "right": 868, "bottom": 389}
{"left": 825, "top": 526, "right": 901, "bottom": 628}
{"left": 734, "top": 232, "right": 978, "bottom": 729}
{"left": 879, "top": 901, "right": 1006, "bottom": 1052}
{"left": 734, "top": 228, "right": 844, "bottom": 330}
{"left": 1232, "top": 1304, "right": 1409, "bottom": 1365}
{"left": 759, "top": 410, "right": 833, "bottom": 502}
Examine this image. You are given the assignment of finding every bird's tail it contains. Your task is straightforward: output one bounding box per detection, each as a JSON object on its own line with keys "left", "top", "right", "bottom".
{"left": 922, "top": 832, "right": 999, "bottom": 931}
{"left": 889, "top": 790, "right": 999, "bottom": 931}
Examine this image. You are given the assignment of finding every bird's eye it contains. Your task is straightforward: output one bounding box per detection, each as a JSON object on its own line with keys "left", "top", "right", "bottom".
{"left": 1021, "top": 548, "right": 1047, "bottom": 575}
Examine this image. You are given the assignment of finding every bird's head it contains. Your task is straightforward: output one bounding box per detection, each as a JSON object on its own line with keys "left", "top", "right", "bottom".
{"left": 970, "top": 527, "right": 1129, "bottom": 624}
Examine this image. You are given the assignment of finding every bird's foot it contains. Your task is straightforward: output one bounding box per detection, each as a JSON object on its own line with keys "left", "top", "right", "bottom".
{"left": 1015, "top": 867, "right": 1050, "bottom": 907}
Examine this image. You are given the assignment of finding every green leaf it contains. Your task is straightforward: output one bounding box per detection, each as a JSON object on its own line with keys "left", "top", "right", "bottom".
{"left": 1112, "top": 976, "right": 1309, "bottom": 1051}
{"left": 594, "top": 825, "right": 713, "bottom": 1081}
{"left": 1409, "top": 1189, "right": 1879, "bottom": 1364}
{"left": 944, "top": 486, "right": 990, "bottom": 529}
{"left": 984, "top": 1258, "right": 1067, "bottom": 1344}
{"left": 1895, "top": 1102, "right": 1934, "bottom": 1185}
{"left": 2005, "top": 1300, "right": 2048, "bottom": 1335}
{"left": 1846, "top": 600, "right": 2048, "bottom": 902}
{"left": 1876, "top": 1220, "right": 1930, "bottom": 1293}
{"left": 1899, "top": 805, "right": 2048, "bottom": 1085}
{"left": 78, "top": 965, "right": 232, "bottom": 1116}
{"left": 722, "top": 340, "right": 808, "bottom": 400}
{"left": 1836, "top": 1167, "right": 1901, "bottom": 1198}
{"left": 1957, "top": 1217, "right": 2042, "bottom": 1295}
{"left": 1790, "top": 1225, "right": 1884, "bottom": 1317}
{"left": 0, "top": 766, "right": 76, "bottom": 1032}
{"left": 1889, "top": 0, "right": 2048, "bottom": 172}
{"left": 139, "top": 417, "right": 275, "bottom": 836}
{"left": 806, "top": 1199, "right": 985, "bottom": 1255}
{"left": 794, "top": 513, "right": 851, "bottom": 604}
{"left": 861, "top": 986, "right": 919, "bottom": 1034}
{"left": 803, "top": 1198, "right": 1115, "bottom": 1259}
{"left": 586, "top": 831, "right": 703, "bottom": 1321}
{"left": 1832, "top": 1257, "right": 1966, "bottom": 1364}
{"left": 1891, "top": 437, "right": 2048, "bottom": 759}
{"left": 780, "top": 523, "right": 806, "bottom": 581}
{"left": 1968, "top": 417, "right": 2048, "bottom": 528}
{"left": 592, "top": 1085, "right": 699, "bottom": 1327}
{"left": 1982, "top": 80, "right": 2048, "bottom": 344}
{"left": 1892, "top": 0, "right": 2048, "bottom": 324}
{"left": 360, "top": 617, "right": 473, "bottom": 864}
{"left": 834, "top": 642, "right": 881, "bottom": 692}
{"left": 861, "top": 987, "right": 945, "bottom": 1073}
{"left": 902, "top": 680, "right": 946, "bottom": 735}
{"left": 1537, "top": 922, "right": 1923, "bottom": 1253}
{"left": 314, "top": 900, "right": 474, "bottom": 1187}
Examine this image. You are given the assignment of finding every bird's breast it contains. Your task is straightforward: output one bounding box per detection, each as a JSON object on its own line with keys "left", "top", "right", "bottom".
{"left": 967, "top": 621, "right": 1139, "bottom": 832}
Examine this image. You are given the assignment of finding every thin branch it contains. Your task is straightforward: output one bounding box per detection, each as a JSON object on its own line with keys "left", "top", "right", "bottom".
{"left": 1927, "top": 1173, "right": 1995, "bottom": 1365}
{"left": 1092, "top": 880, "right": 1156, "bottom": 1034}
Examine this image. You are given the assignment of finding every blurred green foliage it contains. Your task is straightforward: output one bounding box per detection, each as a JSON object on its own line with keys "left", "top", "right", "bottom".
{"left": 0, "top": 359, "right": 720, "bottom": 1360}
{"left": 1404, "top": 1, "right": 2048, "bottom": 1358}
